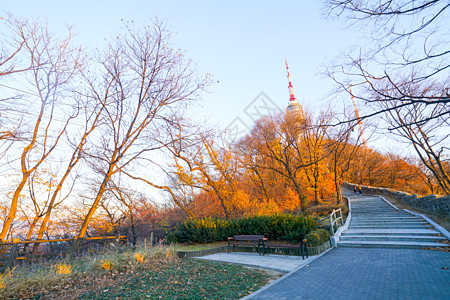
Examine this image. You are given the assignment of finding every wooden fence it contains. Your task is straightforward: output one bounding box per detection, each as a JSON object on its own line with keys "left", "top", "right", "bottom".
{"left": 0, "top": 232, "right": 155, "bottom": 269}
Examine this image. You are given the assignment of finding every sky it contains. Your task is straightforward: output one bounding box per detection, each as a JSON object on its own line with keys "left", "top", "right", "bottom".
{"left": 1, "top": 0, "right": 365, "bottom": 141}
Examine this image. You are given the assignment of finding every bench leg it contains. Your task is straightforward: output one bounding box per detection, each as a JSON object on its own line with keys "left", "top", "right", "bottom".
{"left": 300, "top": 239, "right": 308, "bottom": 260}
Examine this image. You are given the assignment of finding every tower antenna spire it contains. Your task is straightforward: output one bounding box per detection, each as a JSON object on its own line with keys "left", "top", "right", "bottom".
{"left": 285, "top": 58, "right": 296, "bottom": 102}
{"left": 349, "top": 87, "right": 367, "bottom": 149}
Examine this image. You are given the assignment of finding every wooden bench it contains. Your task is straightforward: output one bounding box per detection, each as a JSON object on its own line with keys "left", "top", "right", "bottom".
{"left": 263, "top": 238, "right": 309, "bottom": 259}
{"left": 227, "top": 235, "right": 268, "bottom": 255}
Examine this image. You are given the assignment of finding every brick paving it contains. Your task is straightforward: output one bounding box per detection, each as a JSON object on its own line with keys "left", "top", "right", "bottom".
{"left": 246, "top": 247, "right": 450, "bottom": 300}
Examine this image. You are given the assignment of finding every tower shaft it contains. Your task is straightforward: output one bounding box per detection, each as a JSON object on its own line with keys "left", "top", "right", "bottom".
{"left": 285, "top": 59, "right": 296, "bottom": 102}
{"left": 350, "top": 87, "right": 367, "bottom": 149}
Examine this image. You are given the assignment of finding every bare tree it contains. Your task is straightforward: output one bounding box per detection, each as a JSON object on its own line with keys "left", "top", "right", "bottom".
{"left": 0, "top": 13, "right": 37, "bottom": 166}
{"left": 325, "top": 114, "right": 363, "bottom": 203}
{"left": 326, "top": 0, "right": 449, "bottom": 125}
{"left": 134, "top": 119, "right": 240, "bottom": 219}
{"left": 34, "top": 86, "right": 106, "bottom": 240}
{"left": 77, "top": 21, "right": 207, "bottom": 237}
{"left": 0, "top": 16, "right": 83, "bottom": 241}
{"left": 325, "top": 0, "right": 449, "bottom": 194}
{"left": 380, "top": 91, "right": 450, "bottom": 193}
{"left": 0, "top": 13, "right": 34, "bottom": 77}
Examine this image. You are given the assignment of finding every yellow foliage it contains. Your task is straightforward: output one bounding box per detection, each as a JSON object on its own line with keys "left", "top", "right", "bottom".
{"left": 256, "top": 202, "right": 279, "bottom": 216}
{"left": 165, "top": 248, "right": 172, "bottom": 258}
{"left": 54, "top": 263, "right": 72, "bottom": 275}
{"left": 231, "top": 189, "right": 251, "bottom": 211}
{"left": 284, "top": 188, "right": 300, "bottom": 211}
{"left": 101, "top": 260, "right": 112, "bottom": 271}
{"left": 134, "top": 253, "right": 145, "bottom": 263}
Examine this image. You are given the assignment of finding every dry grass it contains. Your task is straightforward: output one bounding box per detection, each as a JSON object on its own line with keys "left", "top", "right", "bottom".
{"left": 0, "top": 267, "right": 15, "bottom": 289}
{"left": 0, "top": 243, "right": 276, "bottom": 299}
{"left": 0, "top": 244, "right": 177, "bottom": 299}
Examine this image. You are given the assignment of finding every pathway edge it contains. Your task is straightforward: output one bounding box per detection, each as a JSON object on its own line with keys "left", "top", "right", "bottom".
{"left": 379, "top": 196, "right": 400, "bottom": 210}
{"left": 403, "top": 209, "right": 450, "bottom": 241}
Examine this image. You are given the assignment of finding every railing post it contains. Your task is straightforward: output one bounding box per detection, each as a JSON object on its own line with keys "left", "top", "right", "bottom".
{"left": 6, "top": 238, "right": 20, "bottom": 269}
{"left": 115, "top": 232, "right": 120, "bottom": 247}
{"left": 329, "top": 214, "right": 334, "bottom": 235}
{"left": 70, "top": 236, "right": 80, "bottom": 259}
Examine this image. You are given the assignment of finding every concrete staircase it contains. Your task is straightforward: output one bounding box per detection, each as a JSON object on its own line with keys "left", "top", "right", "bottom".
{"left": 337, "top": 196, "right": 449, "bottom": 249}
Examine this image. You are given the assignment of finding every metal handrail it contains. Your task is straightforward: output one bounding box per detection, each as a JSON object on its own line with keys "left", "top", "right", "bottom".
{"left": 329, "top": 208, "right": 344, "bottom": 235}
{"left": 316, "top": 208, "right": 344, "bottom": 235}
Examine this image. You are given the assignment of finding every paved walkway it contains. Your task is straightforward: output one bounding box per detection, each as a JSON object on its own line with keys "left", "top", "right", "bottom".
{"left": 242, "top": 193, "right": 450, "bottom": 299}
{"left": 244, "top": 247, "right": 450, "bottom": 299}
{"left": 199, "top": 192, "right": 450, "bottom": 299}
{"left": 195, "top": 252, "right": 317, "bottom": 273}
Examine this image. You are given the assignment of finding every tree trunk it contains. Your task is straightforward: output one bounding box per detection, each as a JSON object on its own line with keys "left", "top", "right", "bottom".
{"left": 78, "top": 170, "right": 113, "bottom": 238}
{"left": 0, "top": 176, "right": 29, "bottom": 241}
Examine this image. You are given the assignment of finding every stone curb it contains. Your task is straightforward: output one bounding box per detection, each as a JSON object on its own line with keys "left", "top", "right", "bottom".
{"left": 379, "top": 195, "right": 400, "bottom": 210}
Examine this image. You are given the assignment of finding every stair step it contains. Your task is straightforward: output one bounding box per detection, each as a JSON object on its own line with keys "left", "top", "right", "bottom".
{"left": 352, "top": 214, "right": 411, "bottom": 217}
{"left": 350, "top": 224, "right": 428, "bottom": 227}
{"left": 337, "top": 240, "right": 449, "bottom": 249}
{"left": 340, "top": 235, "right": 447, "bottom": 242}
{"left": 337, "top": 196, "right": 450, "bottom": 249}
{"left": 349, "top": 225, "right": 431, "bottom": 229}
{"left": 342, "top": 229, "right": 441, "bottom": 236}
{"left": 350, "top": 218, "right": 423, "bottom": 222}
{"left": 350, "top": 221, "right": 427, "bottom": 225}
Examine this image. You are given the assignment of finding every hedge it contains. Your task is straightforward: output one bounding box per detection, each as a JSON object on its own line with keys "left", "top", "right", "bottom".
{"left": 168, "top": 214, "right": 317, "bottom": 244}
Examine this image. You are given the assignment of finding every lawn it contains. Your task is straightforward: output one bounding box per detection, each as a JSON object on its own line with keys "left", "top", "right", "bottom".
{"left": 1, "top": 245, "right": 280, "bottom": 299}
{"left": 78, "top": 258, "right": 276, "bottom": 299}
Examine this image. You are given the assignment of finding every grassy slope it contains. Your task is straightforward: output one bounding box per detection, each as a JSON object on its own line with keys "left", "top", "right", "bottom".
{"left": 78, "top": 259, "right": 277, "bottom": 300}
{"left": 1, "top": 245, "right": 279, "bottom": 299}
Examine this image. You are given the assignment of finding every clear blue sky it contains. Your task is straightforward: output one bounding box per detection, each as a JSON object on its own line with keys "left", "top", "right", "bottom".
{"left": 2, "top": 1, "right": 363, "bottom": 137}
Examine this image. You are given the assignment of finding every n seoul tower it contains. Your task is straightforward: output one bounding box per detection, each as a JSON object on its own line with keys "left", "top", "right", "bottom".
{"left": 285, "top": 59, "right": 304, "bottom": 117}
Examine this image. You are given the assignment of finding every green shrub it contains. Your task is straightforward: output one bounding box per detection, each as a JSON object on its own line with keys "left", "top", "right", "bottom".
{"left": 305, "top": 229, "right": 330, "bottom": 247}
{"left": 167, "top": 217, "right": 234, "bottom": 243}
{"left": 168, "top": 214, "right": 317, "bottom": 244}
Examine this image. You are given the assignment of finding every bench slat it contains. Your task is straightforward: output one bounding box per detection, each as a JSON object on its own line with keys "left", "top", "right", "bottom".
{"left": 232, "top": 235, "right": 265, "bottom": 241}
